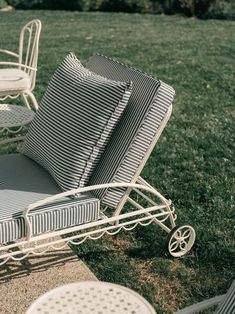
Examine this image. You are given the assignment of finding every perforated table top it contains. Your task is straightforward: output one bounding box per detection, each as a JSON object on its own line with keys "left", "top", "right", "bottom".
{"left": 0, "top": 104, "right": 35, "bottom": 128}
{"left": 26, "top": 281, "right": 156, "bottom": 314}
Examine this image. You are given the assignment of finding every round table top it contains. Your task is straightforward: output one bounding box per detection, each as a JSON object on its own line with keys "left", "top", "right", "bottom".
{"left": 0, "top": 104, "right": 35, "bottom": 128}
{"left": 26, "top": 281, "right": 156, "bottom": 314}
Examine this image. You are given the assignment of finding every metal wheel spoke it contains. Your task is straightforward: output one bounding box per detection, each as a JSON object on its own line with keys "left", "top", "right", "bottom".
{"left": 170, "top": 240, "right": 179, "bottom": 252}
{"left": 179, "top": 240, "right": 187, "bottom": 251}
{"left": 175, "top": 230, "right": 182, "bottom": 239}
{"left": 182, "top": 229, "right": 191, "bottom": 239}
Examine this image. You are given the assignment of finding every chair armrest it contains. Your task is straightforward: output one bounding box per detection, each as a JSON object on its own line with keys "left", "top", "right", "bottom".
{"left": 0, "top": 49, "right": 19, "bottom": 58}
{"left": 174, "top": 295, "right": 225, "bottom": 314}
{"left": 24, "top": 181, "right": 169, "bottom": 240}
{"left": 0, "top": 61, "right": 37, "bottom": 71}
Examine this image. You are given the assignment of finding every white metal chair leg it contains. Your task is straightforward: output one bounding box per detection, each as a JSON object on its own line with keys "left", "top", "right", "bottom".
{"left": 27, "top": 91, "right": 39, "bottom": 110}
{"left": 22, "top": 92, "right": 38, "bottom": 110}
{"left": 21, "top": 93, "right": 31, "bottom": 110}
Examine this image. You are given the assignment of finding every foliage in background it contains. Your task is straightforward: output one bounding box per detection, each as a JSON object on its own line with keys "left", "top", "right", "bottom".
{"left": 149, "top": 0, "right": 181, "bottom": 15}
{"left": 5, "top": 0, "right": 235, "bottom": 19}
{"left": 179, "top": 0, "right": 216, "bottom": 16}
{"left": 5, "top": 0, "right": 40, "bottom": 9}
{"left": 41, "top": 0, "right": 87, "bottom": 11}
{"left": 0, "top": 0, "right": 7, "bottom": 8}
{"left": 202, "top": 0, "right": 235, "bottom": 20}
{"left": 6, "top": 0, "right": 88, "bottom": 10}
{"left": 99, "top": 0, "right": 148, "bottom": 13}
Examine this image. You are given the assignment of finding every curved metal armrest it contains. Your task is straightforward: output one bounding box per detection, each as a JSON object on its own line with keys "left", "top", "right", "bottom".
{"left": 0, "top": 49, "right": 19, "bottom": 58}
{"left": 24, "top": 181, "right": 170, "bottom": 240}
{"left": 0, "top": 61, "right": 37, "bottom": 71}
{"left": 174, "top": 295, "right": 224, "bottom": 314}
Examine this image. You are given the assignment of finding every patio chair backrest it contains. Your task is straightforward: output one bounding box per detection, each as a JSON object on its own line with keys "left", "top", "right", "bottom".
{"left": 18, "top": 19, "right": 42, "bottom": 91}
{"left": 87, "top": 54, "right": 175, "bottom": 208}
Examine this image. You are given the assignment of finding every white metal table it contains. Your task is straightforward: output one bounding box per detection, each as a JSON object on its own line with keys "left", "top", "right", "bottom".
{"left": 0, "top": 104, "right": 35, "bottom": 145}
{"left": 26, "top": 281, "right": 156, "bottom": 314}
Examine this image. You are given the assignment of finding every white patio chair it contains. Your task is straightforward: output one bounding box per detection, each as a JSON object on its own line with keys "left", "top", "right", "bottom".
{"left": 175, "top": 280, "right": 235, "bottom": 314}
{"left": 0, "top": 53, "right": 196, "bottom": 265}
{"left": 0, "top": 19, "right": 42, "bottom": 110}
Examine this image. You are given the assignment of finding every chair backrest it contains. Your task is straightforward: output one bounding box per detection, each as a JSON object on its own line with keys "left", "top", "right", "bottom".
{"left": 18, "top": 19, "right": 42, "bottom": 91}
{"left": 87, "top": 54, "right": 175, "bottom": 208}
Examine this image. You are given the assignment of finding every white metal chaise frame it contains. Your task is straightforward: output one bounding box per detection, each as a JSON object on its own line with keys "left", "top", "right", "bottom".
{"left": 0, "top": 104, "right": 196, "bottom": 265}
{"left": 175, "top": 279, "right": 235, "bottom": 313}
{"left": 174, "top": 295, "right": 225, "bottom": 314}
{"left": 0, "top": 19, "right": 42, "bottom": 110}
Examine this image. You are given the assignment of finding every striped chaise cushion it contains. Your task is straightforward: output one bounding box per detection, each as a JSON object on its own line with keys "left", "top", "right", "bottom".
{"left": 216, "top": 280, "right": 235, "bottom": 314}
{"left": 87, "top": 54, "right": 175, "bottom": 207}
{"left": 23, "top": 53, "right": 132, "bottom": 191}
{"left": 0, "top": 154, "right": 100, "bottom": 244}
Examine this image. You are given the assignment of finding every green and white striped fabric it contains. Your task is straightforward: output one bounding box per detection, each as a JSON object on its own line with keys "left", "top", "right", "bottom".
{"left": 23, "top": 53, "right": 132, "bottom": 191}
{"left": 87, "top": 54, "right": 175, "bottom": 207}
{"left": 216, "top": 280, "right": 235, "bottom": 314}
{"left": 0, "top": 154, "right": 100, "bottom": 244}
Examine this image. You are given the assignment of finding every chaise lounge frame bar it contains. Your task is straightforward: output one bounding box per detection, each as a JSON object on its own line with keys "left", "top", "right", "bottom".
{"left": 0, "top": 105, "right": 196, "bottom": 264}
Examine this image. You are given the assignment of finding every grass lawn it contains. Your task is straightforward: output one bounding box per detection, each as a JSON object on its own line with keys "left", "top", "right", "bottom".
{"left": 0, "top": 10, "right": 234, "bottom": 313}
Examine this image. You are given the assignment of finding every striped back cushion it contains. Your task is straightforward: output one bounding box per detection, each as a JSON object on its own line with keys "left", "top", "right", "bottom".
{"left": 216, "top": 280, "right": 235, "bottom": 314}
{"left": 23, "top": 53, "right": 132, "bottom": 191}
{"left": 87, "top": 54, "right": 175, "bottom": 207}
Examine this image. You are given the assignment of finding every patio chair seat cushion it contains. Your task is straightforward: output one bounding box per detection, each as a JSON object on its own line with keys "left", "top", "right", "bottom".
{"left": 87, "top": 54, "right": 175, "bottom": 207}
{"left": 0, "top": 68, "right": 30, "bottom": 93}
{"left": 0, "top": 154, "right": 100, "bottom": 244}
{"left": 23, "top": 53, "right": 132, "bottom": 191}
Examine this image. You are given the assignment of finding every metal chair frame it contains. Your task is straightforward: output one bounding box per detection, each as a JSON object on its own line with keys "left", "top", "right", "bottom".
{"left": 0, "top": 19, "right": 41, "bottom": 110}
{"left": 0, "top": 105, "right": 196, "bottom": 265}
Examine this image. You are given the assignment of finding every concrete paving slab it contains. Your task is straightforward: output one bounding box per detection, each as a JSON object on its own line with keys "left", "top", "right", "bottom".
{"left": 0, "top": 243, "right": 97, "bottom": 314}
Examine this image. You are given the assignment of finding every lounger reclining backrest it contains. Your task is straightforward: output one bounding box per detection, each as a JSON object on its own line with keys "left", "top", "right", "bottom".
{"left": 87, "top": 54, "right": 175, "bottom": 208}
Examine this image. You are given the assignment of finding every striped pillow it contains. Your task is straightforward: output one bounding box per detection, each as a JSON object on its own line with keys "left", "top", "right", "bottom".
{"left": 87, "top": 54, "right": 175, "bottom": 207}
{"left": 86, "top": 54, "right": 174, "bottom": 207}
{"left": 23, "top": 53, "right": 132, "bottom": 191}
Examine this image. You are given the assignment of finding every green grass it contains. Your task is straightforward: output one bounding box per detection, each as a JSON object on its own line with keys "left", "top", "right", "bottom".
{"left": 0, "top": 11, "right": 234, "bottom": 313}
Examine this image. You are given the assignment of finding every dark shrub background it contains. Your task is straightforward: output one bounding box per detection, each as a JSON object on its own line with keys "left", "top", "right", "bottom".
{"left": 5, "top": 0, "right": 235, "bottom": 19}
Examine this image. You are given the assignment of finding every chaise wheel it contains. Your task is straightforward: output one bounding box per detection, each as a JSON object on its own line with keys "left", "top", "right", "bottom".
{"left": 167, "top": 224, "right": 196, "bottom": 257}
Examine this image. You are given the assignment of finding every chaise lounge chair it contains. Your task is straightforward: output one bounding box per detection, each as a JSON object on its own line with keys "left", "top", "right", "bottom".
{"left": 0, "top": 53, "right": 196, "bottom": 265}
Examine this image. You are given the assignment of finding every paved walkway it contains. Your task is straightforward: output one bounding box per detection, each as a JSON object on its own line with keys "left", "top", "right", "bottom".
{"left": 0, "top": 243, "right": 97, "bottom": 314}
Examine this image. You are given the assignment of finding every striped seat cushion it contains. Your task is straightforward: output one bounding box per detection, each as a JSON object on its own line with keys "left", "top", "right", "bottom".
{"left": 0, "top": 154, "right": 100, "bottom": 244}
{"left": 216, "top": 280, "right": 235, "bottom": 314}
{"left": 87, "top": 54, "right": 175, "bottom": 207}
{"left": 23, "top": 53, "right": 132, "bottom": 191}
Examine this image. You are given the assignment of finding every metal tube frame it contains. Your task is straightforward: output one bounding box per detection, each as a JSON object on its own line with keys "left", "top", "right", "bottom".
{"left": 0, "top": 180, "right": 175, "bottom": 265}
{"left": 0, "top": 20, "right": 41, "bottom": 145}
{"left": 0, "top": 104, "right": 195, "bottom": 264}
{"left": 0, "top": 19, "right": 41, "bottom": 101}
{"left": 174, "top": 295, "right": 224, "bottom": 314}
